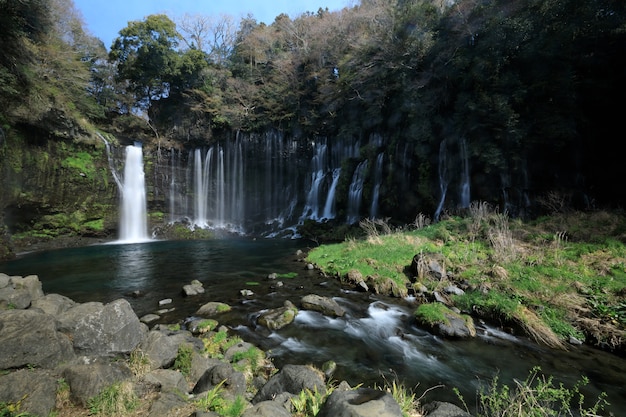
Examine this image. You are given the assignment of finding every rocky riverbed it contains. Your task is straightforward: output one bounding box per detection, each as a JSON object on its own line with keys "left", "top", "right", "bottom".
{"left": 0, "top": 273, "right": 469, "bottom": 417}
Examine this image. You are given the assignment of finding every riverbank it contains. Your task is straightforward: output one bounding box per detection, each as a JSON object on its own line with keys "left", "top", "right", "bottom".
{"left": 307, "top": 209, "right": 626, "bottom": 355}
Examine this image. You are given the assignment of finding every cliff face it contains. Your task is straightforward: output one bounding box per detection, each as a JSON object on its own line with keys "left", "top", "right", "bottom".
{"left": 0, "top": 127, "right": 119, "bottom": 259}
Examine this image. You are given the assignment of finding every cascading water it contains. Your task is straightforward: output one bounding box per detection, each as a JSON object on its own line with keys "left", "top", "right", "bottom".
{"left": 161, "top": 132, "right": 395, "bottom": 234}
{"left": 118, "top": 144, "right": 149, "bottom": 243}
{"left": 346, "top": 160, "right": 369, "bottom": 224}
{"left": 300, "top": 143, "right": 328, "bottom": 221}
{"left": 322, "top": 168, "right": 341, "bottom": 220}
{"left": 370, "top": 152, "right": 384, "bottom": 219}
{"left": 459, "top": 138, "right": 470, "bottom": 209}
{"left": 434, "top": 139, "right": 449, "bottom": 221}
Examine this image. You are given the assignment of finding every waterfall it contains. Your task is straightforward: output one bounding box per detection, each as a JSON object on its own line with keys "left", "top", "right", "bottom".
{"left": 434, "top": 139, "right": 448, "bottom": 221}
{"left": 370, "top": 152, "right": 384, "bottom": 219}
{"left": 300, "top": 143, "right": 328, "bottom": 221}
{"left": 459, "top": 138, "right": 470, "bottom": 208}
{"left": 322, "top": 168, "right": 341, "bottom": 220}
{"left": 346, "top": 160, "right": 369, "bottom": 224}
{"left": 119, "top": 144, "right": 149, "bottom": 242}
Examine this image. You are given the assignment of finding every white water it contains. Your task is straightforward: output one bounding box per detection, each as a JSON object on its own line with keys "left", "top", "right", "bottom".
{"left": 118, "top": 144, "right": 149, "bottom": 243}
{"left": 434, "top": 139, "right": 448, "bottom": 221}
{"left": 369, "top": 152, "right": 384, "bottom": 219}
{"left": 322, "top": 168, "right": 341, "bottom": 220}
{"left": 459, "top": 138, "right": 471, "bottom": 208}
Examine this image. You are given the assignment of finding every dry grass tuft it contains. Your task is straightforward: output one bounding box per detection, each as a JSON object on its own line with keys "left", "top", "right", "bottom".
{"left": 513, "top": 306, "right": 565, "bottom": 350}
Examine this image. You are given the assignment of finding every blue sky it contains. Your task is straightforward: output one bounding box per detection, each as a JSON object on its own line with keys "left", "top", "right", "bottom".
{"left": 73, "top": 0, "right": 352, "bottom": 49}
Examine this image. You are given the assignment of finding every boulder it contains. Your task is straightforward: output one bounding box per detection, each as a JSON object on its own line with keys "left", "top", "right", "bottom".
{"left": 138, "top": 330, "right": 204, "bottom": 370}
{"left": 241, "top": 400, "right": 292, "bottom": 417}
{"left": 195, "top": 301, "right": 231, "bottom": 316}
{"left": 31, "top": 293, "right": 76, "bottom": 316}
{"left": 257, "top": 300, "right": 298, "bottom": 330}
{"left": 149, "top": 391, "right": 192, "bottom": 417}
{"left": 436, "top": 311, "right": 476, "bottom": 338}
{"left": 0, "top": 309, "right": 75, "bottom": 369}
{"left": 422, "top": 401, "right": 474, "bottom": 417}
{"left": 0, "top": 369, "right": 59, "bottom": 417}
{"left": 62, "top": 361, "right": 133, "bottom": 406}
{"left": 58, "top": 298, "right": 146, "bottom": 355}
{"left": 317, "top": 387, "right": 403, "bottom": 417}
{"left": 252, "top": 364, "right": 325, "bottom": 404}
{"left": 192, "top": 362, "right": 246, "bottom": 399}
{"left": 143, "top": 369, "right": 189, "bottom": 394}
{"left": 301, "top": 294, "right": 346, "bottom": 317}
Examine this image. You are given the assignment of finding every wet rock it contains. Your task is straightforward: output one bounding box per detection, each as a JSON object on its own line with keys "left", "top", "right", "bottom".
{"left": 301, "top": 294, "right": 346, "bottom": 317}
{"left": 195, "top": 301, "right": 231, "bottom": 316}
{"left": 257, "top": 300, "right": 298, "bottom": 330}
{"left": 183, "top": 280, "right": 205, "bottom": 296}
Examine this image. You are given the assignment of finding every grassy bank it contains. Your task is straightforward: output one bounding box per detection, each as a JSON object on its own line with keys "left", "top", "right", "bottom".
{"left": 306, "top": 203, "right": 626, "bottom": 351}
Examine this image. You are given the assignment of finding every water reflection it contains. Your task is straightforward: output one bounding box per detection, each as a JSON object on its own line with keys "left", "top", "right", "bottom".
{"left": 111, "top": 243, "right": 153, "bottom": 293}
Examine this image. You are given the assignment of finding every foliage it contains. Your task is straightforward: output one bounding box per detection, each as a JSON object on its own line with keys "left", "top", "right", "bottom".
{"left": 291, "top": 386, "right": 330, "bottom": 417}
{"left": 194, "top": 380, "right": 247, "bottom": 416}
{"left": 0, "top": 397, "right": 37, "bottom": 417}
{"left": 109, "top": 14, "right": 183, "bottom": 110}
{"left": 455, "top": 366, "right": 609, "bottom": 417}
{"left": 86, "top": 381, "right": 138, "bottom": 416}
{"left": 172, "top": 343, "right": 194, "bottom": 377}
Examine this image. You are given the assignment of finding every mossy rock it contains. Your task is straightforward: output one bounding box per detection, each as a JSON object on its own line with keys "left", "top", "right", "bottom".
{"left": 415, "top": 303, "right": 476, "bottom": 338}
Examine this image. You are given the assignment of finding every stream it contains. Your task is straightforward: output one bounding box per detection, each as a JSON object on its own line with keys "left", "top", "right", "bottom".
{"left": 1, "top": 238, "right": 624, "bottom": 415}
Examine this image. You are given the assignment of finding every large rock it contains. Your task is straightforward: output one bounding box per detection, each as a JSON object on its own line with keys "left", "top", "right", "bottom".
{"left": 143, "top": 369, "right": 189, "bottom": 394}
{"left": 0, "top": 274, "right": 43, "bottom": 309}
{"left": 0, "top": 309, "right": 75, "bottom": 369}
{"left": 252, "top": 364, "right": 326, "bottom": 403}
{"left": 62, "top": 361, "right": 133, "bottom": 406}
{"left": 138, "top": 330, "right": 203, "bottom": 370}
{"left": 192, "top": 362, "right": 246, "bottom": 399}
{"left": 31, "top": 293, "right": 76, "bottom": 316}
{"left": 195, "top": 301, "right": 232, "bottom": 316}
{"left": 0, "top": 369, "right": 59, "bottom": 417}
{"left": 57, "top": 298, "right": 146, "bottom": 355}
{"left": 301, "top": 294, "right": 346, "bottom": 317}
{"left": 317, "top": 387, "right": 403, "bottom": 417}
{"left": 241, "top": 400, "right": 292, "bottom": 417}
{"left": 422, "top": 401, "right": 474, "bottom": 417}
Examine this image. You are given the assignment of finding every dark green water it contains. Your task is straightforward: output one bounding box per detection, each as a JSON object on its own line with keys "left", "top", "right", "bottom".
{"left": 2, "top": 238, "right": 625, "bottom": 414}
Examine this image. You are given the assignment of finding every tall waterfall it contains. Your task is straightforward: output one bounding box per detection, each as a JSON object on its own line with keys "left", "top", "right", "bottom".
{"left": 347, "top": 160, "right": 369, "bottom": 224}
{"left": 322, "top": 168, "right": 341, "bottom": 220}
{"left": 434, "top": 139, "right": 449, "bottom": 221}
{"left": 300, "top": 143, "right": 328, "bottom": 221}
{"left": 459, "top": 138, "right": 470, "bottom": 209}
{"left": 370, "top": 152, "right": 384, "bottom": 219}
{"left": 119, "top": 144, "right": 149, "bottom": 242}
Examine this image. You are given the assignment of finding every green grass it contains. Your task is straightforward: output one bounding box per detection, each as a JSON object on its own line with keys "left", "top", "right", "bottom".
{"left": 307, "top": 209, "right": 626, "bottom": 349}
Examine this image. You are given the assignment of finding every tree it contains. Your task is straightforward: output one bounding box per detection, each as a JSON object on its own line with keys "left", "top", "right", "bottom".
{"left": 109, "top": 14, "right": 182, "bottom": 111}
{"left": 177, "top": 13, "right": 237, "bottom": 65}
